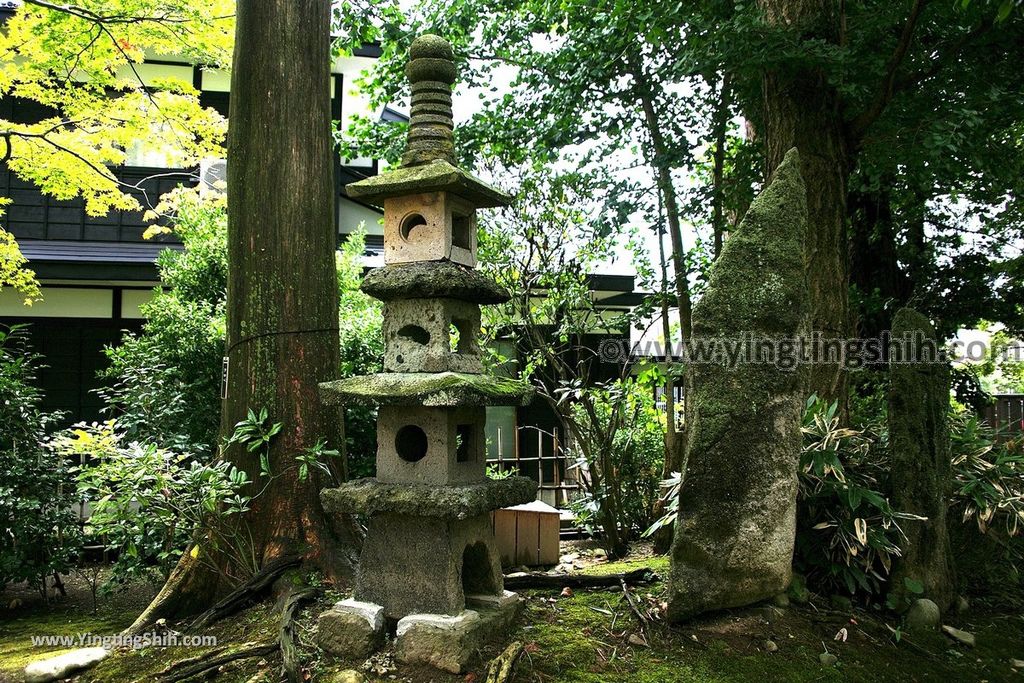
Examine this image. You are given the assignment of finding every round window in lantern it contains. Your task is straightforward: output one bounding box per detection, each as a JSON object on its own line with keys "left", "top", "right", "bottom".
{"left": 400, "top": 213, "right": 428, "bottom": 242}
{"left": 395, "top": 425, "right": 428, "bottom": 462}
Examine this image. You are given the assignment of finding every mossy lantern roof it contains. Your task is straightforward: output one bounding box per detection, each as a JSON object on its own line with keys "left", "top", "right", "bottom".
{"left": 345, "top": 159, "right": 512, "bottom": 209}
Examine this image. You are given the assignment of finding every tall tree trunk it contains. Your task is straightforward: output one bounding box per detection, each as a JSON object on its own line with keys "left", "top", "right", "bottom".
{"left": 711, "top": 74, "right": 732, "bottom": 259}
{"left": 849, "top": 187, "right": 908, "bottom": 339}
{"left": 758, "top": 0, "right": 851, "bottom": 404}
{"left": 652, "top": 224, "right": 680, "bottom": 555}
{"left": 127, "top": 0, "right": 355, "bottom": 631}
{"left": 628, "top": 57, "right": 694, "bottom": 343}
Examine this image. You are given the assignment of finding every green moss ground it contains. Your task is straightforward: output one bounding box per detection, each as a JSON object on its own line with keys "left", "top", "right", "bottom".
{"left": 3, "top": 556, "right": 1022, "bottom": 682}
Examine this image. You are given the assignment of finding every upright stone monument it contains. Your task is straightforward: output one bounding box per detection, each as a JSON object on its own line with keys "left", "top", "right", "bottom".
{"left": 315, "top": 35, "right": 536, "bottom": 673}
{"left": 888, "top": 307, "right": 956, "bottom": 612}
{"left": 668, "top": 148, "right": 809, "bottom": 621}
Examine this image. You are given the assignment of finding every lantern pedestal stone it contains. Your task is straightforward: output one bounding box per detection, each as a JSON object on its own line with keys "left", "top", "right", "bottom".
{"left": 315, "top": 33, "right": 535, "bottom": 673}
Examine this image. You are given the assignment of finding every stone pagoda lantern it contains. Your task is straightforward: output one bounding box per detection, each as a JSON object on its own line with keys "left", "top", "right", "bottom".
{"left": 315, "top": 35, "right": 537, "bottom": 673}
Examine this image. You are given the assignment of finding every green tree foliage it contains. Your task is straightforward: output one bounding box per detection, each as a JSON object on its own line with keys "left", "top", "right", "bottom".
{"left": 345, "top": 0, "right": 1024, "bottom": 356}
{"left": 100, "top": 189, "right": 227, "bottom": 456}
{"left": 0, "top": 0, "right": 232, "bottom": 297}
{"left": 57, "top": 420, "right": 252, "bottom": 588}
{"left": 0, "top": 325, "right": 80, "bottom": 595}
{"left": 101, "top": 190, "right": 383, "bottom": 470}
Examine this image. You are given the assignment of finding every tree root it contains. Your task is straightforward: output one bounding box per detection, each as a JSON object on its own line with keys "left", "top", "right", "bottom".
{"left": 503, "top": 567, "right": 656, "bottom": 589}
{"left": 484, "top": 641, "right": 523, "bottom": 683}
{"left": 152, "top": 642, "right": 277, "bottom": 682}
{"left": 277, "top": 583, "right": 319, "bottom": 683}
{"left": 190, "top": 555, "right": 302, "bottom": 631}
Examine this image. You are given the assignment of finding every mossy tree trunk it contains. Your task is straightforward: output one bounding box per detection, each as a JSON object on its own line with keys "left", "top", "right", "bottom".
{"left": 758, "top": 0, "right": 851, "bottom": 406}
{"left": 127, "top": 0, "right": 354, "bottom": 631}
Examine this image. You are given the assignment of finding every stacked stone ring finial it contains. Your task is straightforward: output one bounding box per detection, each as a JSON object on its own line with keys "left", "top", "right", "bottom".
{"left": 402, "top": 34, "right": 457, "bottom": 167}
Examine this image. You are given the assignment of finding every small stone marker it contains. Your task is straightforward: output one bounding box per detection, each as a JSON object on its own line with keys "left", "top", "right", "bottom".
{"left": 24, "top": 647, "right": 108, "bottom": 683}
{"left": 316, "top": 33, "right": 533, "bottom": 671}
{"left": 667, "top": 148, "right": 809, "bottom": 621}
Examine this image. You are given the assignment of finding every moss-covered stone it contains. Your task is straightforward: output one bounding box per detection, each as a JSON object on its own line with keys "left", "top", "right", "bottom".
{"left": 320, "top": 476, "right": 537, "bottom": 519}
{"left": 318, "top": 371, "right": 534, "bottom": 408}
{"left": 668, "top": 147, "right": 809, "bottom": 621}
{"left": 887, "top": 307, "right": 956, "bottom": 612}
{"left": 361, "top": 261, "right": 510, "bottom": 304}
{"left": 345, "top": 159, "right": 511, "bottom": 208}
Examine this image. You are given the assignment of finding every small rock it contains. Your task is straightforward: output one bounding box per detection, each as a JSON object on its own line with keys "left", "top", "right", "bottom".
{"left": 326, "top": 671, "right": 368, "bottom": 683}
{"left": 830, "top": 595, "right": 852, "bottom": 612}
{"left": 764, "top": 640, "right": 778, "bottom": 653}
{"left": 955, "top": 596, "right": 970, "bottom": 614}
{"left": 627, "top": 633, "right": 647, "bottom": 647}
{"left": 941, "top": 625, "right": 976, "bottom": 647}
{"left": 1010, "top": 658, "right": 1024, "bottom": 669}
{"left": 905, "top": 598, "right": 941, "bottom": 632}
{"left": 819, "top": 652, "right": 838, "bottom": 666}
{"left": 24, "top": 647, "right": 108, "bottom": 683}
{"left": 772, "top": 593, "right": 790, "bottom": 608}
{"left": 560, "top": 553, "right": 580, "bottom": 563}
{"left": 592, "top": 548, "right": 608, "bottom": 560}
{"left": 560, "top": 587, "right": 573, "bottom": 598}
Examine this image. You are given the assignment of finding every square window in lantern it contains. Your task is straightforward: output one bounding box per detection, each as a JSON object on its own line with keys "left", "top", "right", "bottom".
{"left": 449, "top": 318, "right": 475, "bottom": 354}
{"left": 455, "top": 424, "right": 475, "bottom": 463}
{"left": 451, "top": 211, "right": 473, "bottom": 250}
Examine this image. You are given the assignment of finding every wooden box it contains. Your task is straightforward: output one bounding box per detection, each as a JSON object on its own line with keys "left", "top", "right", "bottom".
{"left": 492, "top": 500, "right": 561, "bottom": 567}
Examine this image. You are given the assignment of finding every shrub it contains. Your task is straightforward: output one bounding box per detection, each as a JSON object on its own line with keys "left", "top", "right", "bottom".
{"left": 56, "top": 420, "right": 252, "bottom": 588}
{"left": 336, "top": 228, "right": 383, "bottom": 477}
{"left": 794, "top": 395, "right": 912, "bottom": 597}
{"left": 566, "top": 374, "right": 665, "bottom": 557}
{"left": 0, "top": 325, "right": 80, "bottom": 596}
{"left": 101, "top": 190, "right": 384, "bottom": 470}
{"left": 100, "top": 189, "right": 226, "bottom": 457}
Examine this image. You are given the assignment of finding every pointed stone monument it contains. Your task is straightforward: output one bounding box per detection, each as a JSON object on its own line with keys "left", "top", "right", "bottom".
{"left": 667, "top": 148, "right": 809, "bottom": 621}
{"left": 315, "top": 35, "right": 536, "bottom": 673}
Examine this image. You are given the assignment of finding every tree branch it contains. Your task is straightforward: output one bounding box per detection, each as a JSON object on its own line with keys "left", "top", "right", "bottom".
{"left": 847, "top": 0, "right": 929, "bottom": 141}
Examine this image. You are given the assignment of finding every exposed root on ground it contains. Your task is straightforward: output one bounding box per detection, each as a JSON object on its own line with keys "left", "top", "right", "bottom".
{"left": 484, "top": 640, "right": 523, "bottom": 683}
{"left": 190, "top": 555, "right": 302, "bottom": 631}
{"left": 504, "top": 567, "right": 656, "bottom": 589}
{"left": 148, "top": 642, "right": 277, "bottom": 683}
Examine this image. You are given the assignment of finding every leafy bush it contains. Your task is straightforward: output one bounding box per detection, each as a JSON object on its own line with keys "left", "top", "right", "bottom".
{"left": 566, "top": 374, "right": 665, "bottom": 557}
{"left": 102, "top": 190, "right": 384, "bottom": 471}
{"left": 336, "top": 227, "right": 383, "bottom": 477}
{"left": 794, "top": 395, "right": 912, "bottom": 597}
{"left": 100, "top": 189, "right": 226, "bottom": 457}
{"left": 949, "top": 411, "right": 1024, "bottom": 537}
{"left": 0, "top": 325, "right": 80, "bottom": 595}
{"left": 56, "top": 420, "right": 252, "bottom": 588}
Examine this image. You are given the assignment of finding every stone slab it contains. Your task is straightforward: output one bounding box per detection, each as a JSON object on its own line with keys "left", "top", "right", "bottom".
{"left": 319, "top": 372, "right": 534, "bottom": 408}
{"left": 24, "top": 647, "right": 108, "bottom": 683}
{"left": 361, "top": 261, "right": 510, "bottom": 304}
{"left": 355, "top": 513, "right": 504, "bottom": 618}
{"left": 394, "top": 600, "right": 523, "bottom": 673}
{"left": 334, "top": 599, "right": 385, "bottom": 633}
{"left": 321, "top": 477, "right": 537, "bottom": 519}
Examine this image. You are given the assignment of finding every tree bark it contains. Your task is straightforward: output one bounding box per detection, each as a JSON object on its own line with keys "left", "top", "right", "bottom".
{"left": 127, "top": 0, "right": 356, "bottom": 630}
{"left": 710, "top": 74, "right": 732, "bottom": 259}
{"left": 758, "top": 0, "right": 850, "bottom": 404}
